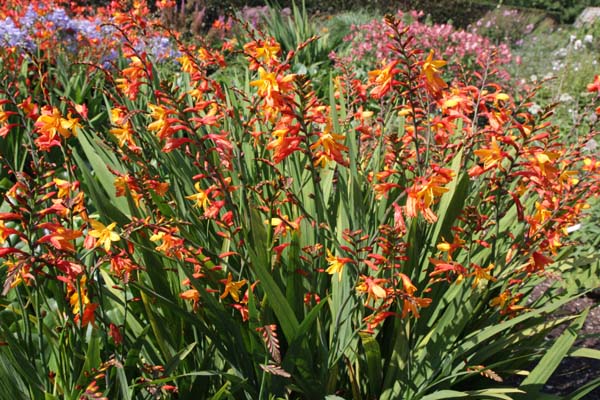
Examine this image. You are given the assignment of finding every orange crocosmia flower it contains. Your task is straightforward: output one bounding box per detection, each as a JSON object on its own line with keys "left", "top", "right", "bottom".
{"left": 310, "top": 120, "right": 349, "bottom": 167}
{"left": 0, "top": 221, "right": 19, "bottom": 245}
{"left": 440, "top": 87, "right": 473, "bottom": 116}
{"left": 4, "top": 259, "right": 34, "bottom": 290}
{"left": 266, "top": 121, "right": 302, "bottom": 163}
{"left": 368, "top": 60, "right": 399, "bottom": 99}
{"left": 249, "top": 67, "right": 295, "bottom": 108}
{"left": 68, "top": 276, "right": 90, "bottom": 315}
{"left": 356, "top": 275, "right": 388, "bottom": 305}
{"left": 244, "top": 39, "right": 281, "bottom": 69}
{"left": 146, "top": 180, "right": 170, "bottom": 196}
{"left": 401, "top": 294, "right": 432, "bottom": 319}
{"left": 178, "top": 54, "right": 199, "bottom": 75}
{"left": 437, "top": 234, "right": 465, "bottom": 260}
{"left": 397, "top": 273, "right": 431, "bottom": 318}
{"left": 469, "top": 137, "right": 507, "bottom": 176}
{"left": 190, "top": 102, "right": 221, "bottom": 127}
{"left": 526, "top": 251, "right": 553, "bottom": 274}
{"left": 265, "top": 214, "right": 302, "bottom": 237}
{"left": 363, "top": 311, "right": 396, "bottom": 333}
{"left": 150, "top": 228, "right": 185, "bottom": 259}
{"left": 470, "top": 263, "right": 496, "bottom": 288}
{"left": 587, "top": 75, "right": 600, "bottom": 94}
{"left": 220, "top": 273, "right": 247, "bottom": 302}
{"left": 250, "top": 67, "right": 277, "bottom": 95}
{"left": 531, "top": 150, "right": 560, "bottom": 179}
{"left": 37, "top": 223, "right": 82, "bottom": 252}
{"left": 406, "top": 171, "right": 453, "bottom": 223}
{"left": 34, "top": 107, "right": 79, "bottom": 150}
{"left": 531, "top": 201, "right": 552, "bottom": 227}
{"left": 110, "top": 253, "right": 137, "bottom": 282}
{"left": 180, "top": 289, "right": 200, "bottom": 302}
{"left": 53, "top": 178, "right": 72, "bottom": 198}
{"left": 558, "top": 168, "right": 578, "bottom": 186}
{"left": 493, "top": 92, "right": 510, "bottom": 109}
{"left": 180, "top": 288, "right": 201, "bottom": 310}
{"left": 373, "top": 182, "right": 401, "bottom": 200}
{"left": 114, "top": 174, "right": 142, "bottom": 206}
{"left": 79, "top": 303, "right": 98, "bottom": 327}
{"left": 429, "top": 258, "right": 466, "bottom": 282}
{"left": 87, "top": 220, "right": 120, "bottom": 251}
{"left": 490, "top": 289, "right": 510, "bottom": 309}
{"left": 116, "top": 56, "right": 148, "bottom": 100}
{"left": 109, "top": 109, "right": 137, "bottom": 149}
{"left": 19, "top": 97, "right": 39, "bottom": 120}
{"left": 422, "top": 50, "right": 447, "bottom": 94}
{"left": 398, "top": 273, "right": 417, "bottom": 296}
{"left": 156, "top": 0, "right": 176, "bottom": 8}
{"left": 0, "top": 104, "right": 16, "bottom": 122}
{"left": 147, "top": 103, "right": 177, "bottom": 140}
{"left": 196, "top": 46, "right": 226, "bottom": 67}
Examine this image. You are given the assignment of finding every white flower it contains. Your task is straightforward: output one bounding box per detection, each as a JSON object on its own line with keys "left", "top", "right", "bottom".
{"left": 552, "top": 60, "right": 564, "bottom": 71}
{"left": 584, "top": 34, "right": 593, "bottom": 44}
{"left": 528, "top": 103, "right": 541, "bottom": 114}
{"left": 574, "top": 39, "right": 582, "bottom": 50}
{"left": 554, "top": 48, "right": 568, "bottom": 58}
{"left": 584, "top": 138, "right": 598, "bottom": 152}
{"left": 559, "top": 93, "right": 573, "bottom": 103}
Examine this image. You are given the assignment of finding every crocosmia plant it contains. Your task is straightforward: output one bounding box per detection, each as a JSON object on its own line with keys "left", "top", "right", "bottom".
{"left": 0, "top": 2, "right": 599, "bottom": 399}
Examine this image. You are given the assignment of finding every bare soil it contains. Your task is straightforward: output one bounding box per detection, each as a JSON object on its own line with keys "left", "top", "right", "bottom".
{"left": 544, "top": 293, "right": 600, "bottom": 399}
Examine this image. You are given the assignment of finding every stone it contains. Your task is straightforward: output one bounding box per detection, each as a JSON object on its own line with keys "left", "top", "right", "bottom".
{"left": 574, "top": 7, "right": 600, "bottom": 28}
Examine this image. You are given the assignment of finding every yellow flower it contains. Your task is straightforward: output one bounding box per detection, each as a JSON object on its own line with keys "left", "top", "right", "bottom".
{"left": 422, "top": 50, "right": 447, "bottom": 93}
{"left": 254, "top": 42, "right": 280, "bottom": 63}
{"left": 249, "top": 67, "right": 278, "bottom": 97}
{"left": 473, "top": 137, "right": 505, "bottom": 170}
{"left": 367, "top": 60, "right": 399, "bottom": 99}
{"left": 53, "top": 178, "right": 71, "bottom": 198}
{"left": 88, "top": 220, "right": 120, "bottom": 251}
{"left": 220, "top": 273, "right": 246, "bottom": 302}
{"left": 185, "top": 182, "right": 211, "bottom": 210}
{"left": 35, "top": 107, "right": 79, "bottom": 139}
{"left": 471, "top": 263, "right": 496, "bottom": 288}
{"left": 326, "top": 249, "right": 347, "bottom": 281}
{"left": 69, "top": 276, "right": 90, "bottom": 315}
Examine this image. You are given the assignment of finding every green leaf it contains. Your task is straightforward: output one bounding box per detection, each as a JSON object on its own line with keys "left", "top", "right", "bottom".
{"left": 76, "top": 333, "right": 101, "bottom": 387}
{"left": 76, "top": 128, "right": 129, "bottom": 213}
{"left": 114, "top": 364, "right": 132, "bottom": 400}
{"left": 247, "top": 209, "right": 300, "bottom": 342}
{"left": 519, "top": 308, "right": 589, "bottom": 396}
{"left": 466, "top": 388, "right": 526, "bottom": 399}
{"left": 164, "top": 342, "right": 197, "bottom": 375}
{"left": 567, "top": 376, "right": 600, "bottom": 400}
{"left": 452, "top": 294, "right": 580, "bottom": 360}
{"left": 569, "top": 347, "right": 600, "bottom": 360}
{"left": 421, "top": 389, "right": 468, "bottom": 399}
{"left": 73, "top": 149, "right": 129, "bottom": 225}
{"left": 360, "top": 332, "right": 382, "bottom": 395}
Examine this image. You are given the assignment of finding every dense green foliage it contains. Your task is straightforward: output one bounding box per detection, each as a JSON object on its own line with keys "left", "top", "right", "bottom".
{"left": 1, "top": 1, "right": 600, "bottom": 399}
